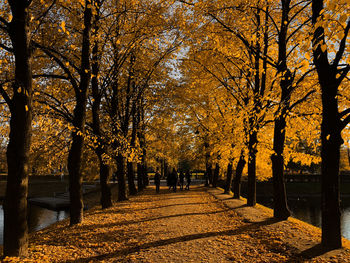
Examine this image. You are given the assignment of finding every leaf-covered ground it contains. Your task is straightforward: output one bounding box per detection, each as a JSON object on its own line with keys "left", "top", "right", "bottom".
{"left": 3, "top": 186, "right": 350, "bottom": 262}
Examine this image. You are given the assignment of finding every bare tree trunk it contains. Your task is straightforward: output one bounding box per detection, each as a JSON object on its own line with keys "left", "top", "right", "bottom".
{"left": 90, "top": 2, "right": 112, "bottom": 209}
{"left": 247, "top": 129, "right": 257, "bottom": 206}
{"left": 116, "top": 154, "right": 127, "bottom": 201}
{"left": 68, "top": 2, "right": 92, "bottom": 225}
{"left": 212, "top": 163, "right": 219, "bottom": 188}
{"left": 272, "top": 110, "right": 291, "bottom": 219}
{"left": 271, "top": 0, "right": 292, "bottom": 220}
{"left": 3, "top": 1, "right": 33, "bottom": 256}
{"left": 311, "top": 0, "right": 350, "bottom": 249}
{"left": 98, "top": 155, "right": 112, "bottom": 208}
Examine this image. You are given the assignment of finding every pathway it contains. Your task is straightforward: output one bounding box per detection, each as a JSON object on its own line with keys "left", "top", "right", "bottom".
{"left": 14, "top": 186, "right": 350, "bottom": 262}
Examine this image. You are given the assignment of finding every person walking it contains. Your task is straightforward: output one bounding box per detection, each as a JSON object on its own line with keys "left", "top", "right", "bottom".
{"left": 185, "top": 170, "right": 191, "bottom": 190}
{"left": 167, "top": 170, "right": 171, "bottom": 190}
{"left": 171, "top": 168, "right": 178, "bottom": 192}
{"left": 179, "top": 170, "right": 185, "bottom": 190}
{"left": 154, "top": 168, "right": 161, "bottom": 193}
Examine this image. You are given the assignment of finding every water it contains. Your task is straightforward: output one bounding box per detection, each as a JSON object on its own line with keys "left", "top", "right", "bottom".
{"left": 0, "top": 205, "right": 69, "bottom": 244}
{"left": 258, "top": 196, "right": 350, "bottom": 240}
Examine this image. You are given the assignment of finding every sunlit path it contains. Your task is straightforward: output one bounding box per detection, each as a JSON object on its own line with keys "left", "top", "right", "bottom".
{"left": 13, "top": 186, "right": 348, "bottom": 262}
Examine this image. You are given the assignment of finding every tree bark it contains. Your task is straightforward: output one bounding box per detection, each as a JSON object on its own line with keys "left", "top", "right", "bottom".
{"left": 127, "top": 161, "right": 137, "bottom": 195}
{"left": 68, "top": 2, "right": 92, "bottom": 225}
{"left": 233, "top": 151, "right": 246, "bottom": 199}
{"left": 224, "top": 161, "right": 233, "bottom": 194}
{"left": 271, "top": 0, "right": 292, "bottom": 220}
{"left": 271, "top": 116, "right": 291, "bottom": 219}
{"left": 206, "top": 163, "right": 212, "bottom": 187}
{"left": 142, "top": 163, "right": 149, "bottom": 187}
{"left": 3, "top": 1, "right": 33, "bottom": 256}
{"left": 247, "top": 129, "right": 257, "bottom": 206}
{"left": 90, "top": 1, "right": 112, "bottom": 209}
{"left": 68, "top": 127, "right": 85, "bottom": 225}
{"left": 98, "top": 155, "right": 112, "bottom": 209}
{"left": 116, "top": 154, "right": 128, "bottom": 201}
{"left": 212, "top": 163, "right": 219, "bottom": 188}
{"left": 312, "top": 0, "right": 348, "bottom": 249}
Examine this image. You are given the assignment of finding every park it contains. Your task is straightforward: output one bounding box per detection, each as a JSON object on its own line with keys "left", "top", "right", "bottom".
{"left": 0, "top": 0, "right": 350, "bottom": 262}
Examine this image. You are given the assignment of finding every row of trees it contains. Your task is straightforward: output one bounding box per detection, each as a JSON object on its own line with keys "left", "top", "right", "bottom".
{"left": 0, "top": 0, "right": 349, "bottom": 259}
{"left": 170, "top": 0, "right": 349, "bottom": 250}
{"left": 0, "top": 0, "right": 183, "bottom": 257}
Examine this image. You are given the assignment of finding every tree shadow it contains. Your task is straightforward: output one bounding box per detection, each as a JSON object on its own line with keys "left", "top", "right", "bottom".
{"left": 67, "top": 209, "right": 233, "bottom": 234}
{"left": 228, "top": 204, "right": 248, "bottom": 210}
{"left": 90, "top": 202, "right": 210, "bottom": 215}
{"left": 285, "top": 244, "right": 330, "bottom": 262}
{"left": 65, "top": 217, "right": 280, "bottom": 263}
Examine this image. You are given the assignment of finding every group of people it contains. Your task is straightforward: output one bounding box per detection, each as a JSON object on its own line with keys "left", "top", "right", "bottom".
{"left": 153, "top": 168, "right": 191, "bottom": 193}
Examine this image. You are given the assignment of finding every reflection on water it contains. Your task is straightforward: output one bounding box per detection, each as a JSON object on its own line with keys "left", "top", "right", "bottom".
{"left": 258, "top": 196, "right": 350, "bottom": 240}
{"left": 0, "top": 205, "right": 69, "bottom": 244}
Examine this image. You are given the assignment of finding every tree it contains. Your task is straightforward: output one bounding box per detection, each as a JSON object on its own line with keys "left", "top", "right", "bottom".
{"left": 35, "top": 0, "right": 94, "bottom": 225}
{"left": 90, "top": 0, "right": 113, "bottom": 208}
{"left": 0, "top": 0, "right": 33, "bottom": 257}
{"left": 312, "top": 0, "right": 350, "bottom": 249}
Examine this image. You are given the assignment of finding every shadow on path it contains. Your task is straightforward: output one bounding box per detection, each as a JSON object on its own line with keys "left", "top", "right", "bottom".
{"left": 69, "top": 209, "right": 232, "bottom": 234}
{"left": 285, "top": 244, "right": 332, "bottom": 262}
{"left": 90, "top": 202, "right": 209, "bottom": 215}
{"left": 66, "top": 218, "right": 280, "bottom": 263}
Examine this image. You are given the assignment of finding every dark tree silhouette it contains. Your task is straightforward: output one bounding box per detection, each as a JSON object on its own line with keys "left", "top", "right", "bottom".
{"left": 1, "top": 0, "right": 33, "bottom": 257}
{"left": 312, "top": 0, "right": 350, "bottom": 249}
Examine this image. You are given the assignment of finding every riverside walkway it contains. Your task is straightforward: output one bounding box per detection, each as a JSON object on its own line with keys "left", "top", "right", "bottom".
{"left": 8, "top": 186, "right": 350, "bottom": 262}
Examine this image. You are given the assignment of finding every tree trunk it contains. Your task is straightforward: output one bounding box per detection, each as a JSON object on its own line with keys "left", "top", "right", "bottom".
{"left": 99, "top": 155, "right": 112, "bottom": 209}
{"left": 161, "top": 159, "right": 164, "bottom": 178}
{"left": 312, "top": 0, "right": 346, "bottom": 249}
{"left": 206, "top": 163, "right": 212, "bottom": 186}
{"left": 247, "top": 130, "right": 258, "bottom": 206}
{"left": 68, "top": 127, "right": 85, "bottom": 225}
{"left": 3, "top": 1, "right": 33, "bottom": 256}
{"left": 127, "top": 161, "right": 137, "bottom": 195}
{"left": 212, "top": 163, "right": 219, "bottom": 188}
{"left": 142, "top": 163, "right": 149, "bottom": 187}
{"left": 271, "top": 0, "right": 292, "bottom": 221}
{"left": 90, "top": 4, "right": 112, "bottom": 209}
{"left": 320, "top": 121, "right": 342, "bottom": 249}
{"left": 116, "top": 154, "right": 127, "bottom": 201}
{"left": 272, "top": 112, "right": 291, "bottom": 219}
{"left": 233, "top": 151, "right": 246, "bottom": 199}
{"left": 68, "top": 2, "right": 92, "bottom": 225}
{"left": 224, "top": 162, "right": 233, "bottom": 194}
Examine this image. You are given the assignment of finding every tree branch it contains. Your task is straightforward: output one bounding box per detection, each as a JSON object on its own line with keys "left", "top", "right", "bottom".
{"left": 289, "top": 90, "right": 315, "bottom": 111}
{"left": 0, "top": 83, "right": 13, "bottom": 109}
{"left": 333, "top": 19, "right": 350, "bottom": 68}
{"left": 33, "top": 74, "right": 69, "bottom": 80}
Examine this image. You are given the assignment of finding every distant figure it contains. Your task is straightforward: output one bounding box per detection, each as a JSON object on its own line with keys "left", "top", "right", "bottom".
{"left": 112, "top": 172, "right": 117, "bottom": 183}
{"left": 170, "top": 168, "right": 178, "bottom": 192}
{"left": 60, "top": 172, "right": 64, "bottom": 181}
{"left": 179, "top": 171, "right": 185, "bottom": 190}
{"left": 185, "top": 170, "right": 191, "bottom": 190}
{"left": 167, "top": 171, "right": 171, "bottom": 190}
{"left": 154, "top": 169, "right": 161, "bottom": 193}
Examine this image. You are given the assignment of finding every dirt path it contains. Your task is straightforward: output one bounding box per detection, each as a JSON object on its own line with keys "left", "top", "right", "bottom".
{"left": 5, "top": 186, "right": 350, "bottom": 262}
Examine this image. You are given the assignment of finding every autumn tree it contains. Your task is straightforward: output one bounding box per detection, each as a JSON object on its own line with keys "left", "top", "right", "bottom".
{"left": 312, "top": 0, "right": 350, "bottom": 249}
{"left": 0, "top": 0, "right": 36, "bottom": 257}
{"left": 34, "top": 0, "right": 94, "bottom": 225}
